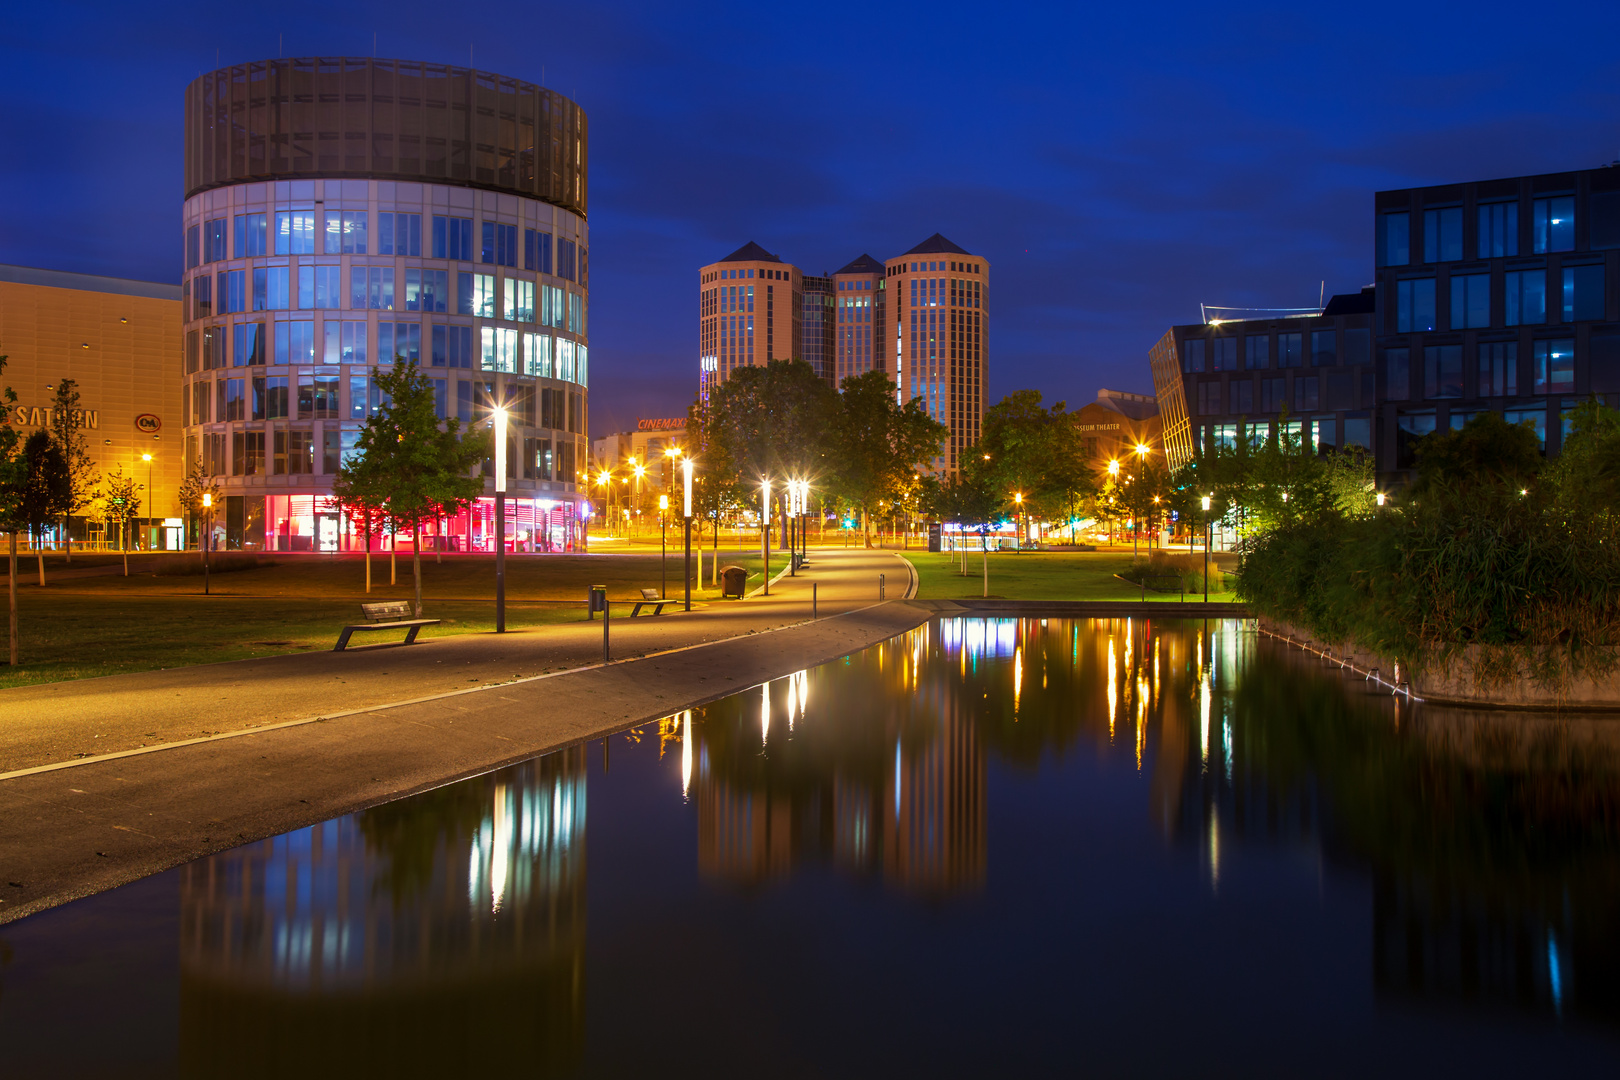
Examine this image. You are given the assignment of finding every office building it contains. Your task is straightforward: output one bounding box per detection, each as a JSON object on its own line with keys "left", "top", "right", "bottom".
{"left": 699, "top": 232, "right": 989, "bottom": 474}
{"left": 181, "top": 58, "right": 591, "bottom": 551}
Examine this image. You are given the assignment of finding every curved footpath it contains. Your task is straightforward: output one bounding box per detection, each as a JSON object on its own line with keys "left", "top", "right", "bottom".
{"left": 0, "top": 548, "right": 922, "bottom": 924}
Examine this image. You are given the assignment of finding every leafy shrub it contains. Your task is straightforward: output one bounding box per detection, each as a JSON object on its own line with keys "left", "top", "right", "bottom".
{"left": 150, "top": 552, "right": 269, "bottom": 576}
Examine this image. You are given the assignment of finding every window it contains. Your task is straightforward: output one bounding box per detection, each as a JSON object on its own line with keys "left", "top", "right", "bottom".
{"left": 1244, "top": 336, "right": 1269, "bottom": 369}
{"left": 1423, "top": 345, "right": 1463, "bottom": 399}
{"left": 1396, "top": 279, "right": 1436, "bottom": 332}
{"left": 377, "top": 212, "right": 420, "bottom": 256}
{"left": 273, "top": 430, "right": 314, "bottom": 475}
{"left": 323, "top": 211, "right": 366, "bottom": 254}
{"left": 1381, "top": 211, "right": 1410, "bottom": 266}
{"left": 1503, "top": 407, "right": 1546, "bottom": 450}
{"left": 274, "top": 322, "right": 315, "bottom": 366}
{"left": 577, "top": 345, "right": 588, "bottom": 387}
{"left": 459, "top": 273, "right": 495, "bottom": 318}
{"left": 433, "top": 325, "right": 474, "bottom": 368}
{"left": 203, "top": 218, "right": 227, "bottom": 263}
{"left": 525, "top": 333, "right": 553, "bottom": 377}
{"left": 432, "top": 215, "right": 474, "bottom": 260}
{"left": 1478, "top": 342, "right": 1517, "bottom": 397}
{"left": 349, "top": 376, "right": 367, "bottom": 419}
{"left": 431, "top": 378, "right": 448, "bottom": 419}
{"left": 186, "top": 224, "right": 199, "bottom": 269}
{"left": 1212, "top": 423, "right": 1238, "bottom": 449}
{"left": 1533, "top": 339, "right": 1575, "bottom": 394}
{"left": 540, "top": 284, "right": 565, "bottom": 328}
{"left": 254, "top": 376, "right": 289, "bottom": 420}
{"left": 1227, "top": 380, "right": 1252, "bottom": 413}
{"left": 192, "top": 379, "right": 210, "bottom": 423}
{"left": 1210, "top": 338, "right": 1236, "bottom": 371}
{"left": 1450, "top": 273, "right": 1490, "bottom": 329}
{"left": 202, "top": 327, "right": 221, "bottom": 370}
{"left": 378, "top": 322, "right": 422, "bottom": 364}
{"left": 504, "top": 278, "right": 535, "bottom": 322}
{"left": 254, "top": 266, "right": 290, "bottom": 311}
{"left": 321, "top": 429, "right": 342, "bottom": 474}
{"left": 558, "top": 339, "right": 577, "bottom": 382}
{"left": 298, "top": 371, "right": 341, "bottom": 419}
{"left": 235, "top": 213, "right": 267, "bottom": 258}
{"left": 482, "top": 222, "right": 517, "bottom": 266}
{"left": 1505, "top": 269, "right": 1547, "bottom": 325}
{"left": 481, "top": 327, "right": 519, "bottom": 372}
{"left": 558, "top": 238, "right": 577, "bottom": 281}
{"left": 185, "top": 330, "right": 198, "bottom": 374}
{"left": 525, "top": 230, "right": 553, "bottom": 274}
{"left": 1385, "top": 348, "right": 1410, "bottom": 400}
{"left": 193, "top": 274, "right": 212, "bottom": 319}
{"left": 1311, "top": 330, "right": 1336, "bottom": 366}
{"left": 1261, "top": 378, "right": 1285, "bottom": 412}
{"left": 233, "top": 323, "right": 263, "bottom": 367}
{"left": 221, "top": 269, "right": 246, "bottom": 314}
{"left": 323, "top": 321, "right": 366, "bottom": 365}
{"left": 405, "top": 269, "right": 449, "bottom": 313}
{"left": 1182, "top": 339, "right": 1205, "bottom": 373}
{"left": 1343, "top": 328, "right": 1370, "bottom": 366}
{"left": 1533, "top": 196, "right": 1575, "bottom": 253}
{"left": 351, "top": 267, "right": 395, "bottom": 310}
{"left": 1423, "top": 207, "right": 1463, "bottom": 263}
{"left": 1478, "top": 202, "right": 1518, "bottom": 258}
{"left": 568, "top": 292, "right": 585, "bottom": 335}
{"left": 224, "top": 378, "right": 246, "bottom": 421}
{"left": 1197, "top": 380, "right": 1220, "bottom": 415}
{"left": 299, "top": 266, "right": 342, "bottom": 310}
{"left": 1278, "top": 333, "right": 1303, "bottom": 368}
{"left": 1294, "top": 376, "right": 1319, "bottom": 410}
{"left": 275, "top": 211, "right": 317, "bottom": 254}
{"left": 233, "top": 430, "right": 265, "bottom": 476}
{"left": 1563, "top": 264, "right": 1605, "bottom": 322}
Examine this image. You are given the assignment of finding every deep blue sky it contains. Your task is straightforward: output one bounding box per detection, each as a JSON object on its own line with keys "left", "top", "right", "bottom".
{"left": 4, "top": 1, "right": 1619, "bottom": 435}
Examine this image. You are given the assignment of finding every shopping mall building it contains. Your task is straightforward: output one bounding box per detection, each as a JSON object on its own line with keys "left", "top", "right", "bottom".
{"left": 179, "top": 58, "right": 591, "bottom": 551}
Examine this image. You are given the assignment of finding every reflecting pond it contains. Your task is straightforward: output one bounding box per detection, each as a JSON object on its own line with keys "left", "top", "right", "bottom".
{"left": 4, "top": 617, "right": 1620, "bottom": 1077}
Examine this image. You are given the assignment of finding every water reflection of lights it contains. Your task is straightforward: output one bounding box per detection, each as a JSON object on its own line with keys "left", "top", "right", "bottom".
{"left": 761, "top": 681, "right": 770, "bottom": 744}
{"left": 469, "top": 772, "right": 584, "bottom": 918}
{"left": 938, "top": 617, "right": 1019, "bottom": 659}
{"left": 1014, "top": 646, "right": 1023, "bottom": 715}
{"left": 1107, "top": 639, "right": 1118, "bottom": 739}
{"left": 681, "top": 710, "right": 693, "bottom": 799}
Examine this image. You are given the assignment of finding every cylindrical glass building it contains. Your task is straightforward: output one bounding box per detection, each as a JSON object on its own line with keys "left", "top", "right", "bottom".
{"left": 181, "top": 58, "right": 590, "bottom": 552}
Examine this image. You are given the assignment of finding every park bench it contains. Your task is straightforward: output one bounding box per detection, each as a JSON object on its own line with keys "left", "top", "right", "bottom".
{"left": 629, "top": 588, "right": 670, "bottom": 617}
{"left": 333, "top": 601, "right": 441, "bottom": 651}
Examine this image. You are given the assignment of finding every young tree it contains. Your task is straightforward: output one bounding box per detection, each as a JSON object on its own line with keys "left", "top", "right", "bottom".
{"left": 100, "top": 466, "right": 141, "bottom": 577}
{"left": 49, "top": 378, "right": 99, "bottom": 563}
{"left": 177, "top": 457, "right": 220, "bottom": 556}
{"left": 0, "top": 355, "right": 26, "bottom": 665}
{"left": 19, "top": 430, "right": 71, "bottom": 586}
{"left": 339, "top": 359, "right": 487, "bottom": 615}
{"left": 828, "top": 370, "right": 947, "bottom": 546}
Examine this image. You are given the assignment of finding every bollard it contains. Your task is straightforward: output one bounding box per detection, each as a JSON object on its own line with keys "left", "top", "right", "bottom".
{"left": 813, "top": 581, "right": 818, "bottom": 619}
{"left": 587, "top": 584, "right": 597, "bottom": 620}
{"left": 879, "top": 572, "right": 886, "bottom": 600}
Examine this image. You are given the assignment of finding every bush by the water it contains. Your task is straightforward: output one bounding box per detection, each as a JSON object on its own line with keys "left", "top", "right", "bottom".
{"left": 1120, "top": 550, "right": 1225, "bottom": 593}
{"left": 150, "top": 552, "right": 269, "bottom": 576}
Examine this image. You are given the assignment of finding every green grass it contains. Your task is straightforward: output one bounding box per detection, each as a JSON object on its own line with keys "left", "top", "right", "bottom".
{"left": 909, "top": 549, "right": 1240, "bottom": 603}
{"left": 0, "top": 550, "right": 775, "bottom": 689}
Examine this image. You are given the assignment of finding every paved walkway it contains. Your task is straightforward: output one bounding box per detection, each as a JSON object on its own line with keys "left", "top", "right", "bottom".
{"left": 0, "top": 547, "right": 916, "bottom": 775}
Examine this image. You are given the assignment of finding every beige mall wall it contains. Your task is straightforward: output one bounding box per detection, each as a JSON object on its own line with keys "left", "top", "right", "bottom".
{"left": 0, "top": 277, "right": 184, "bottom": 524}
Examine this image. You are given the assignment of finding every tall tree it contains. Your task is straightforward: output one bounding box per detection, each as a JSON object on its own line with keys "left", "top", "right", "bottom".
{"left": 49, "top": 379, "right": 99, "bottom": 563}
{"left": 963, "top": 390, "right": 1091, "bottom": 540}
{"left": 828, "top": 370, "right": 947, "bottom": 546}
{"left": 19, "top": 430, "right": 71, "bottom": 586}
{"left": 339, "top": 359, "right": 487, "bottom": 615}
{"left": 177, "top": 457, "right": 220, "bottom": 555}
{"left": 100, "top": 466, "right": 140, "bottom": 577}
{"left": 0, "top": 355, "right": 26, "bottom": 665}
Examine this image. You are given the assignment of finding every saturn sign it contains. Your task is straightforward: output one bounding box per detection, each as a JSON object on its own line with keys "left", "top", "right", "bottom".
{"left": 135, "top": 414, "right": 162, "bottom": 433}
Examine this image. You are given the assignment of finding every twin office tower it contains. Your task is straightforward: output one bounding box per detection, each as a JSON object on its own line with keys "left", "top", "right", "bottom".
{"left": 698, "top": 234, "right": 989, "bottom": 473}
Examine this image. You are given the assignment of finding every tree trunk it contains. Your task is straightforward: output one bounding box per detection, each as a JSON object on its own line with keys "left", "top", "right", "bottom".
{"left": 122, "top": 519, "right": 129, "bottom": 577}
{"left": 435, "top": 515, "right": 442, "bottom": 564}
{"left": 389, "top": 524, "right": 397, "bottom": 585}
{"left": 63, "top": 514, "right": 71, "bottom": 563}
{"left": 412, "top": 521, "right": 423, "bottom": 617}
{"left": 9, "top": 532, "right": 17, "bottom": 666}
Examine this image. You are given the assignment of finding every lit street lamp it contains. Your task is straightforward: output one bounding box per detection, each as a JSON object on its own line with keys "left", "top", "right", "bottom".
{"left": 201, "top": 492, "right": 212, "bottom": 595}
{"left": 683, "top": 456, "right": 694, "bottom": 612}
{"left": 494, "top": 406, "right": 509, "bottom": 633}
{"left": 1013, "top": 491, "right": 1024, "bottom": 553}
{"left": 141, "top": 452, "right": 154, "bottom": 551}
{"left": 761, "top": 477, "right": 772, "bottom": 596}
{"left": 1200, "top": 494, "right": 1212, "bottom": 603}
{"left": 659, "top": 493, "right": 670, "bottom": 599}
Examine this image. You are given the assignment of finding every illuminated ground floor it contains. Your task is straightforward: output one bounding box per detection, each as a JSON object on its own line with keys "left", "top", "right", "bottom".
{"left": 205, "top": 493, "right": 592, "bottom": 553}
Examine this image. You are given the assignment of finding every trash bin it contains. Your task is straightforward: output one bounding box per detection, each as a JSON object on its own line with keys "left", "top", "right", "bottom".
{"left": 720, "top": 565, "right": 748, "bottom": 598}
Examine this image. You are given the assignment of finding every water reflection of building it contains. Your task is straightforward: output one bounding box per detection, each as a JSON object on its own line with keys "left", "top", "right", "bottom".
{"left": 883, "top": 688, "right": 986, "bottom": 894}
{"left": 178, "top": 749, "right": 587, "bottom": 1078}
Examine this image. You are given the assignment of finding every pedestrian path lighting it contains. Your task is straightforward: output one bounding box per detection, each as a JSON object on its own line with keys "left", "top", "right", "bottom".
{"left": 761, "top": 477, "right": 772, "bottom": 596}
{"left": 683, "top": 456, "right": 694, "bottom": 612}
{"left": 1013, "top": 491, "right": 1025, "bottom": 553}
{"left": 659, "top": 493, "right": 670, "bottom": 598}
{"left": 141, "top": 452, "right": 154, "bottom": 551}
{"left": 201, "top": 492, "right": 212, "bottom": 595}
{"left": 1375, "top": 492, "right": 1386, "bottom": 507}
{"left": 1201, "top": 494, "right": 1212, "bottom": 603}
{"left": 494, "top": 405, "right": 509, "bottom": 633}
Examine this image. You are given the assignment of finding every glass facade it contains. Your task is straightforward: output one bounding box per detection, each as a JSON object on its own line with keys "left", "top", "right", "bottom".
{"left": 182, "top": 60, "right": 590, "bottom": 552}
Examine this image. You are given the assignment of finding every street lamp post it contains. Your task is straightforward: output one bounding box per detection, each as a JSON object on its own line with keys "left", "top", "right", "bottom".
{"left": 201, "top": 493, "right": 212, "bottom": 595}
{"left": 761, "top": 478, "right": 771, "bottom": 596}
{"left": 659, "top": 493, "right": 669, "bottom": 599}
{"left": 683, "top": 457, "right": 694, "bottom": 612}
{"left": 141, "top": 452, "right": 154, "bottom": 552}
{"left": 1013, "top": 492, "right": 1024, "bottom": 553}
{"left": 1200, "top": 494, "right": 1212, "bottom": 603}
{"left": 494, "top": 406, "right": 508, "bottom": 633}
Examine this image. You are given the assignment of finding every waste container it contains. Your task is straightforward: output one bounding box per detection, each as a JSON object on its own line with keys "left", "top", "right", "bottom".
{"left": 720, "top": 565, "right": 748, "bottom": 598}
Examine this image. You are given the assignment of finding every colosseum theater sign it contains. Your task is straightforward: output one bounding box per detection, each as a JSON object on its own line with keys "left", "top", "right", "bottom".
{"left": 7, "top": 406, "right": 99, "bottom": 429}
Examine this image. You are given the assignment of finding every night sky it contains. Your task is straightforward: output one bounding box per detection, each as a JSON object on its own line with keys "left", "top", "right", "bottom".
{"left": 4, "top": 1, "right": 1619, "bottom": 435}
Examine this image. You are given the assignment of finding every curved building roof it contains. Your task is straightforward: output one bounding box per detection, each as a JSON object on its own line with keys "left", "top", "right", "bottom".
{"left": 183, "top": 58, "right": 588, "bottom": 218}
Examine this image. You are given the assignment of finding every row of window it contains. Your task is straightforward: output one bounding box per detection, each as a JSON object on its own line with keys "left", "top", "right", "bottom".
{"left": 186, "top": 374, "right": 583, "bottom": 430}
{"left": 907, "top": 277, "right": 981, "bottom": 310}
{"left": 1392, "top": 264, "right": 1604, "bottom": 331}
{"left": 188, "top": 267, "right": 585, "bottom": 331}
{"left": 703, "top": 284, "right": 753, "bottom": 316}
{"left": 706, "top": 267, "right": 789, "bottom": 282}
{"left": 890, "top": 260, "right": 981, "bottom": 276}
{"left": 1386, "top": 340, "right": 1572, "bottom": 399}
{"left": 1182, "top": 328, "right": 1371, "bottom": 373}
{"left": 1195, "top": 371, "right": 1368, "bottom": 415}
{"left": 838, "top": 279, "right": 874, "bottom": 291}
{"left": 184, "top": 321, "right": 588, "bottom": 382}
{"left": 1380, "top": 196, "right": 1574, "bottom": 265}
{"left": 1202, "top": 417, "right": 1372, "bottom": 454}
{"left": 187, "top": 212, "right": 584, "bottom": 280}
{"left": 196, "top": 428, "right": 582, "bottom": 481}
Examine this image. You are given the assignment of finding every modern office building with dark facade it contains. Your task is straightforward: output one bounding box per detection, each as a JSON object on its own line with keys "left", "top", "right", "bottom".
{"left": 1152, "top": 163, "right": 1620, "bottom": 484}
{"left": 182, "top": 58, "right": 591, "bottom": 551}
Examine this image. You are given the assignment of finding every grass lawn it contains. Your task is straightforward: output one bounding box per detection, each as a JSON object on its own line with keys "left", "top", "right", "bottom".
{"left": 0, "top": 550, "right": 773, "bottom": 689}
{"left": 908, "top": 549, "right": 1240, "bottom": 603}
